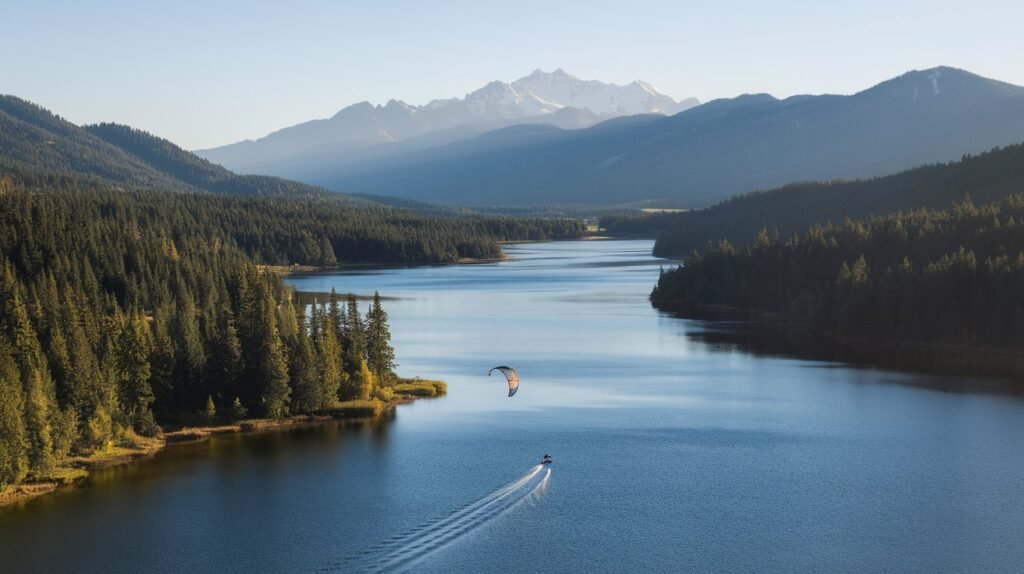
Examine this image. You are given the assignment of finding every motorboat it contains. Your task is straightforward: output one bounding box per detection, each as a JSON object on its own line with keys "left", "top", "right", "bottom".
{"left": 541, "top": 454, "right": 553, "bottom": 465}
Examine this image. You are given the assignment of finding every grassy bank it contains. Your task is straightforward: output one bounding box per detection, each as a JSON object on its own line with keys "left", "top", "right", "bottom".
{"left": 262, "top": 251, "right": 514, "bottom": 278}
{"left": 391, "top": 378, "right": 448, "bottom": 397}
{"left": 0, "top": 435, "right": 163, "bottom": 508}
{"left": 0, "top": 380, "right": 447, "bottom": 508}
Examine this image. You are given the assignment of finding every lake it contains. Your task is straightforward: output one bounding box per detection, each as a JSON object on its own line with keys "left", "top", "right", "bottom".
{"left": 2, "top": 239, "right": 1023, "bottom": 573}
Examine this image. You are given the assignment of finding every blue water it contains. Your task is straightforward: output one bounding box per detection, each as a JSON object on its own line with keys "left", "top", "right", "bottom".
{"left": 1, "top": 239, "right": 1023, "bottom": 573}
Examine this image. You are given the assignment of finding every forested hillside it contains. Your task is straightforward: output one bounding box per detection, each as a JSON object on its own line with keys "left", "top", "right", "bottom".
{"left": 599, "top": 143, "right": 1024, "bottom": 256}
{"left": 651, "top": 195, "right": 1024, "bottom": 349}
{"left": 0, "top": 96, "right": 189, "bottom": 191}
{"left": 0, "top": 171, "right": 417, "bottom": 491}
{"left": 85, "top": 122, "right": 358, "bottom": 198}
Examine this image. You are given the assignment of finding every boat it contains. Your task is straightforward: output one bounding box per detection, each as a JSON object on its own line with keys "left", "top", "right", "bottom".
{"left": 541, "top": 454, "right": 553, "bottom": 465}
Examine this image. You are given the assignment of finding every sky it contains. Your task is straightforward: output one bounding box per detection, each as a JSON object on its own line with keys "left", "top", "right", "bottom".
{"left": 2, "top": 0, "right": 1022, "bottom": 150}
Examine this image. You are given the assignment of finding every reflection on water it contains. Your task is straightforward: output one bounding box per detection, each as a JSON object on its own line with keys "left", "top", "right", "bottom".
{"left": 2, "top": 240, "right": 1024, "bottom": 574}
{"left": 686, "top": 320, "right": 1024, "bottom": 391}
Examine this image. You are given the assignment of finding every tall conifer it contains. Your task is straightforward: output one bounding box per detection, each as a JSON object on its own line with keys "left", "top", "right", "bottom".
{"left": 364, "top": 291, "right": 395, "bottom": 380}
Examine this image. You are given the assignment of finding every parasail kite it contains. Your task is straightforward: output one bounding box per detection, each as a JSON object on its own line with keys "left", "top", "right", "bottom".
{"left": 489, "top": 366, "right": 520, "bottom": 397}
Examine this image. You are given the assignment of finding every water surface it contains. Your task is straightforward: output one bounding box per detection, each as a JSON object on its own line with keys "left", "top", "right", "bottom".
{"left": 2, "top": 240, "right": 1023, "bottom": 573}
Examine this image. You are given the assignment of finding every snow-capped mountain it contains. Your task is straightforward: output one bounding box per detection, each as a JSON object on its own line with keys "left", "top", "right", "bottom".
{"left": 510, "top": 68, "right": 695, "bottom": 116}
{"left": 462, "top": 80, "right": 559, "bottom": 119}
{"left": 195, "top": 70, "right": 697, "bottom": 174}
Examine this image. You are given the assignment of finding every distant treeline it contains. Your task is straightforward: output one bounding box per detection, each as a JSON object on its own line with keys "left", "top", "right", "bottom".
{"left": 2, "top": 169, "right": 584, "bottom": 267}
{"left": 600, "top": 144, "right": 1024, "bottom": 256}
{"left": 651, "top": 195, "right": 1024, "bottom": 349}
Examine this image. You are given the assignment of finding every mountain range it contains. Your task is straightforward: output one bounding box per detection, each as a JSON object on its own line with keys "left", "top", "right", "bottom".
{"left": 195, "top": 69, "right": 699, "bottom": 175}
{"left": 199, "top": 67, "right": 1024, "bottom": 208}
{"left": 8, "top": 66, "right": 1024, "bottom": 212}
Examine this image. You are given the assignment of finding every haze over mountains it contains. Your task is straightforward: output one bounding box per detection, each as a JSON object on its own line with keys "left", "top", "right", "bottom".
{"left": 198, "top": 67, "right": 1024, "bottom": 209}
{"left": 196, "top": 69, "right": 699, "bottom": 176}
{"left": 9, "top": 66, "right": 1024, "bottom": 212}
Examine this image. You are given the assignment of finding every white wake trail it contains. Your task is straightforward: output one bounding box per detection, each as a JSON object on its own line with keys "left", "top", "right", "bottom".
{"left": 376, "top": 467, "right": 553, "bottom": 572}
{"left": 335, "top": 465, "right": 551, "bottom": 573}
{"left": 343, "top": 465, "right": 542, "bottom": 561}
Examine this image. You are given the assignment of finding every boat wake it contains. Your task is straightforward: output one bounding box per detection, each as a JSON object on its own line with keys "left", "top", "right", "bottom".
{"left": 325, "top": 464, "right": 552, "bottom": 573}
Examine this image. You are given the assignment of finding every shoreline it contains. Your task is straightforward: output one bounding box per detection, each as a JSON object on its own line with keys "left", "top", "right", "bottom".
{"left": 0, "top": 380, "right": 446, "bottom": 509}
{"left": 262, "top": 254, "right": 512, "bottom": 277}
{"left": 270, "top": 235, "right": 612, "bottom": 277}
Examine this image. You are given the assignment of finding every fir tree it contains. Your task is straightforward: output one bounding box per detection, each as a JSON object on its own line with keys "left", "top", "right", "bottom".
{"left": 171, "top": 293, "right": 206, "bottom": 413}
{"left": 113, "top": 314, "right": 156, "bottom": 435}
{"left": 255, "top": 289, "right": 290, "bottom": 418}
{"left": 364, "top": 291, "right": 395, "bottom": 381}
{"left": 316, "top": 313, "right": 344, "bottom": 407}
{"left": 343, "top": 295, "right": 365, "bottom": 376}
{"left": 147, "top": 312, "right": 176, "bottom": 420}
{"left": 287, "top": 309, "right": 321, "bottom": 414}
{"left": 206, "top": 306, "right": 244, "bottom": 412}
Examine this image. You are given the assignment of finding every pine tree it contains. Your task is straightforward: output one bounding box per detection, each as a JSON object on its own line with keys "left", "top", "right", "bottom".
{"left": 206, "top": 308, "right": 243, "bottom": 412}
{"left": 364, "top": 291, "right": 395, "bottom": 381}
{"left": 287, "top": 309, "right": 321, "bottom": 414}
{"left": 115, "top": 314, "right": 155, "bottom": 435}
{"left": 171, "top": 293, "right": 207, "bottom": 413}
{"left": 316, "top": 314, "right": 344, "bottom": 407}
{"left": 256, "top": 288, "right": 290, "bottom": 418}
{"left": 60, "top": 290, "right": 102, "bottom": 428}
{"left": 326, "top": 292, "right": 346, "bottom": 371}
{"left": 45, "top": 318, "right": 73, "bottom": 406}
{"left": 148, "top": 311, "right": 176, "bottom": 420}
{"left": 343, "top": 295, "right": 365, "bottom": 376}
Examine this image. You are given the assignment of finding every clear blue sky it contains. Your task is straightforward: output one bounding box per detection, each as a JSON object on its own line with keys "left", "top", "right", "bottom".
{"left": 2, "top": 0, "right": 1021, "bottom": 149}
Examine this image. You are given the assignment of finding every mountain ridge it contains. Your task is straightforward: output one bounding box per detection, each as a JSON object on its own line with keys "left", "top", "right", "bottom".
{"left": 0, "top": 94, "right": 362, "bottom": 201}
{"left": 195, "top": 69, "right": 697, "bottom": 174}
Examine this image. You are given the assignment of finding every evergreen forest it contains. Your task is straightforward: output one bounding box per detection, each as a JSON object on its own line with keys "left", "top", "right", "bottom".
{"left": 651, "top": 195, "right": 1024, "bottom": 349}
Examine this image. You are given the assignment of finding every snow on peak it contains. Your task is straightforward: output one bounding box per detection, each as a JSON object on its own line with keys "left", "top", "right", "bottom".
{"left": 510, "top": 69, "right": 691, "bottom": 115}
{"left": 356, "top": 69, "right": 695, "bottom": 122}
{"left": 205, "top": 69, "right": 699, "bottom": 162}
{"left": 462, "top": 80, "right": 560, "bottom": 119}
